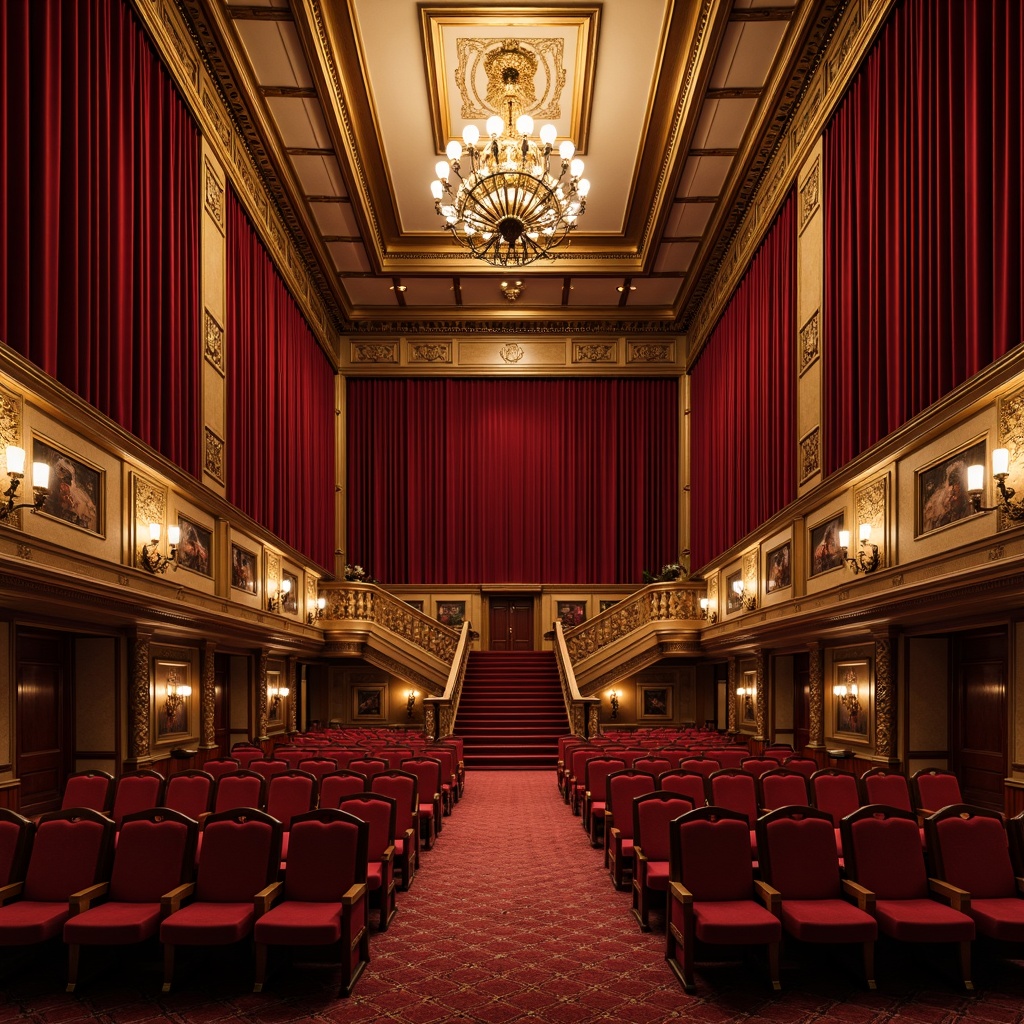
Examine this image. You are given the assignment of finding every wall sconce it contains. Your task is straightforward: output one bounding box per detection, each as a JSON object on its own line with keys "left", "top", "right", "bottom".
{"left": 268, "top": 681, "right": 290, "bottom": 713}
{"left": 833, "top": 671, "right": 861, "bottom": 723}
{"left": 968, "top": 448, "right": 1024, "bottom": 521}
{"left": 732, "top": 579, "right": 756, "bottom": 611}
{"left": 736, "top": 683, "right": 756, "bottom": 717}
{"left": 142, "top": 523, "right": 180, "bottom": 574}
{"left": 307, "top": 596, "right": 326, "bottom": 624}
{"left": 607, "top": 689, "right": 620, "bottom": 719}
{"left": 838, "top": 523, "right": 879, "bottom": 575}
{"left": 267, "top": 577, "right": 292, "bottom": 612}
{"left": 164, "top": 670, "right": 192, "bottom": 726}
{"left": 1, "top": 445, "right": 50, "bottom": 522}
{"left": 406, "top": 689, "right": 418, "bottom": 718}
{"left": 699, "top": 597, "right": 718, "bottom": 624}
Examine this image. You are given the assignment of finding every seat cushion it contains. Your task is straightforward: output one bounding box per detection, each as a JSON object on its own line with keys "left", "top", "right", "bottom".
{"left": 254, "top": 901, "right": 342, "bottom": 945}
{"left": 694, "top": 900, "right": 783, "bottom": 945}
{"left": 366, "top": 862, "right": 382, "bottom": 891}
{"left": 160, "top": 902, "right": 256, "bottom": 945}
{"left": 780, "top": 900, "right": 877, "bottom": 942}
{"left": 645, "top": 861, "right": 670, "bottom": 892}
{"left": 971, "top": 898, "right": 1024, "bottom": 942}
{"left": 875, "top": 899, "right": 974, "bottom": 943}
{"left": 64, "top": 902, "right": 163, "bottom": 945}
{"left": 0, "top": 902, "right": 69, "bottom": 945}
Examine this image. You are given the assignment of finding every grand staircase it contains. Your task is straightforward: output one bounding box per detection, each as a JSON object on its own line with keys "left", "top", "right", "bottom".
{"left": 456, "top": 651, "right": 568, "bottom": 770}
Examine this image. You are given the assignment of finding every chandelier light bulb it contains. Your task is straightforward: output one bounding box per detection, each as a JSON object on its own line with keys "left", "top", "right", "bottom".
{"left": 558, "top": 140, "right": 575, "bottom": 160}
{"left": 516, "top": 114, "right": 534, "bottom": 136}
{"left": 435, "top": 160, "right": 450, "bottom": 181}
{"left": 430, "top": 179, "right": 443, "bottom": 199}
{"left": 570, "top": 158, "right": 584, "bottom": 178}
{"left": 446, "top": 139, "right": 462, "bottom": 161}
{"left": 463, "top": 124, "right": 480, "bottom": 146}
{"left": 577, "top": 178, "right": 590, "bottom": 197}
{"left": 539, "top": 123, "right": 557, "bottom": 146}
{"left": 486, "top": 115, "right": 504, "bottom": 138}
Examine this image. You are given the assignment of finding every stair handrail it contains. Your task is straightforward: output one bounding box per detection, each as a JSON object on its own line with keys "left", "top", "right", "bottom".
{"left": 553, "top": 620, "right": 600, "bottom": 738}
{"left": 423, "top": 619, "right": 473, "bottom": 740}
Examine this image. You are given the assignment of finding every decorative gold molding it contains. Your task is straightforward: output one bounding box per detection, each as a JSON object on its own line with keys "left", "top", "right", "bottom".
{"left": 0, "top": 387, "right": 24, "bottom": 530}
{"left": 573, "top": 342, "right": 616, "bottom": 364}
{"left": 133, "top": 475, "right": 167, "bottom": 570}
{"left": 998, "top": 383, "right": 1024, "bottom": 532}
{"left": 799, "top": 310, "right": 820, "bottom": 376}
{"left": 628, "top": 341, "right": 673, "bottom": 364}
{"left": 799, "top": 427, "right": 821, "bottom": 484}
{"left": 352, "top": 341, "right": 399, "bottom": 364}
{"left": 203, "top": 158, "right": 224, "bottom": 230}
{"left": 855, "top": 475, "right": 887, "bottom": 566}
{"left": 499, "top": 342, "right": 525, "bottom": 364}
{"left": 203, "top": 309, "right": 225, "bottom": 374}
{"left": 798, "top": 155, "right": 821, "bottom": 233}
{"left": 204, "top": 428, "right": 225, "bottom": 483}
{"left": 409, "top": 342, "right": 452, "bottom": 364}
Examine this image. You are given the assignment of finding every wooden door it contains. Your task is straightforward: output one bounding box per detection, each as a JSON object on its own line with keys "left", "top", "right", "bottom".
{"left": 951, "top": 630, "right": 1007, "bottom": 811}
{"left": 16, "top": 630, "right": 71, "bottom": 816}
{"left": 489, "top": 597, "right": 534, "bottom": 651}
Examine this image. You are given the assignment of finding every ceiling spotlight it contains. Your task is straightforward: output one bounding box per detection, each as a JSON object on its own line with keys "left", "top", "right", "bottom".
{"left": 617, "top": 285, "right": 637, "bottom": 293}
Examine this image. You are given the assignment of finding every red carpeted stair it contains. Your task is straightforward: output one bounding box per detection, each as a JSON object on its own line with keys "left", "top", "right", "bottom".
{"left": 456, "top": 651, "right": 568, "bottom": 770}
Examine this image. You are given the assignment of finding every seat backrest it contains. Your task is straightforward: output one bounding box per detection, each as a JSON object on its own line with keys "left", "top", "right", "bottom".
{"left": 164, "top": 770, "right": 214, "bottom": 820}
{"left": 212, "top": 770, "right": 266, "bottom": 814}
{"left": 670, "top": 806, "right": 755, "bottom": 899}
{"left": 425, "top": 747, "right": 456, "bottom": 786}
{"left": 764, "top": 745, "right": 794, "bottom": 762}
{"left": 348, "top": 757, "right": 387, "bottom": 779}
{"left": 326, "top": 748, "right": 369, "bottom": 769}
{"left": 584, "top": 757, "right": 627, "bottom": 800}
{"left": 859, "top": 768, "right": 912, "bottom": 811}
{"left": 704, "top": 748, "right": 747, "bottom": 770}
{"left": 200, "top": 757, "right": 240, "bottom": 780}
{"left": 739, "top": 758, "right": 778, "bottom": 780}
{"left": 370, "top": 770, "right": 418, "bottom": 833}
{"left": 265, "top": 771, "right": 317, "bottom": 830}
{"left": 109, "top": 808, "right": 197, "bottom": 902}
{"left": 708, "top": 769, "right": 759, "bottom": 827}
{"left": 296, "top": 757, "right": 339, "bottom": 782}
{"left": 781, "top": 757, "right": 818, "bottom": 779}
{"left": 61, "top": 770, "right": 114, "bottom": 812}
{"left": 283, "top": 809, "right": 368, "bottom": 902}
{"left": 679, "top": 757, "right": 720, "bottom": 778}
{"left": 374, "top": 748, "right": 413, "bottom": 771}
{"left": 111, "top": 770, "right": 166, "bottom": 828}
{"left": 401, "top": 758, "right": 442, "bottom": 802}
{"left": 230, "top": 746, "right": 264, "bottom": 770}
{"left": 337, "top": 794, "right": 397, "bottom": 861}
{"left": 319, "top": 770, "right": 368, "bottom": 807}
{"left": 632, "top": 757, "right": 672, "bottom": 776}
{"left": 569, "top": 747, "right": 601, "bottom": 782}
{"left": 195, "top": 808, "right": 281, "bottom": 902}
{"left": 926, "top": 804, "right": 1017, "bottom": 899}
{"left": 0, "top": 809, "right": 35, "bottom": 886}
{"left": 605, "top": 770, "right": 656, "bottom": 839}
{"left": 248, "top": 759, "right": 289, "bottom": 783}
{"left": 810, "top": 769, "right": 860, "bottom": 825}
{"left": 756, "top": 806, "right": 841, "bottom": 899}
{"left": 273, "top": 747, "right": 310, "bottom": 770}
{"left": 912, "top": 768, "right": 962, "bottom": 811}
{"left": 23, "top": 808, "right": 114, "bottom": 902}
{"left": 841, "top": 805, "right": 928, "bottom": 900}
{"left": 633, "top": 792, "right": 694, "bottom": 862}
{"left": 759, "top": 768, "right": 810, "bottom": 810}
{"left": 657, "top": 770, "right": 708, "bottom": 807}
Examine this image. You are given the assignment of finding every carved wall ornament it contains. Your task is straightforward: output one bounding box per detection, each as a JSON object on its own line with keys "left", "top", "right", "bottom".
{"left": 201, "top": 643, "right": 216, "bottom": 748}
{"left": 873, "top": 635, "right": 895, "bottom": 758}
{"left": 161, "top": 6, "right": 198, "bottom": 85}
{"left": 133, "top": 476, "right": 167, "bottom": 570}
{"left": 808, "top": 642, "right": 824, "bottom": 746}
{"left": 799, "top": 310, "right": 820, "bottom": 376}
{"left": 727, "top": 658, "right": 738, "bottom": 733}
{"left": 353, "top": 342, "right": 399, "bottom": 363}
{"left": 267, "top": 551, "right": 281, "bottom": 595}
{"left": 628, "top": 342, "right": 672, "bottom": 364}
{"left": 203, "top": 309, "right": 225, "bottom": 374}
{"left": 129, "top": 633, "right": 152, "bottom": 759}
{"left": 799, "top": 427, "right": 821, "bottom": 483}
{"left": 203, "top": 159, "right": 224, "bottom": 228}
{"left": 204, "top": 428, "right": 225, "bottom": 483}
{"left": 456, "top": 38, "right": 565, "bottom": 122}
{"left": 201, "top": 87, "right": 232, "bottom": 148}
{"left": 0, "top": 386, "right": 20, "bottom": 452}
{"left": 573, "top": 342, "right": 616, "bottom": 364}
{"left": 17, "top": 543, "right": 31, "bottom": 560}
{"left": 989, "top": 545, "right": 1005, "bottom": 561}
{"left": 410, "top": 342, "right": 452, "bottom": 363}
{"left": 829, "top": 7, "right": 862, "bottom": 82}
{"left": 754, "top": 649, "right": 767, "bottom": 739}
{"left": 799, "top": 156, "right": 821, "bottom": 232}
{"left": 855, "top": 475, "right": 887, "bottom": 566}
{"left": 891, "top": 574, "right": 904, "bottom": 587}
{"left": 499, "top": 342, "right": 525, "bottom": 364}
{"left": 998, "top": 385, "right": 1024, "bottom": 531}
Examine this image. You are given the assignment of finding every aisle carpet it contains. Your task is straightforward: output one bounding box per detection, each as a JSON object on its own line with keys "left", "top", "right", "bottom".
{"left": 3, "top": 772, "right": 1024, "bottom": 1022}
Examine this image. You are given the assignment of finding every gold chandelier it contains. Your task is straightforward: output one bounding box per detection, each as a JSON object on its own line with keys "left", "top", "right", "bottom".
{"left": 430, "top": 42, "right": 590, "bottom": 268}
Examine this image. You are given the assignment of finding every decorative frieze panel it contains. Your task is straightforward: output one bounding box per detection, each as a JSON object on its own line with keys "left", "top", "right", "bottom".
{"left": 799, "top": 311, "right": 820, "bottom": 376}
{"left": 203, "top": 158, "right": 224, "bottom": 231}
{"left": 0, "top": 388, "right": 23, "bottom": 530}
{"left": 133, "top": 475, "right": 167, "bottom": 570}
{"left": 799, "top": 156, "right": 820, "bottom": 233}
{"left": 352, "top": 341, "right": 399, "bottom": 364}
{"left": 410, "top": 342, "right": 452, "bottom": 364}
{"left": 855, "top": 475, "right": 887, "bottom": 565}
{"left": 160, "top": 3, "right": 199, "bottom": 86}
{"left": 203, "top": 309, "right": 225, "bottom": 375}
{"left": 627, "top": 341, "right": 674, "bottom": 364}
{"left": 573, "top": 342, "right": 617, "bottom": 364}
{"left": 799, "top": 427, "right": 821, "bottom": 484}
{"left": 204, "top": 428, "right": 225, "bottom": 484}
{"left": 998, "top": 384, "right": 1024, "bottom": 532}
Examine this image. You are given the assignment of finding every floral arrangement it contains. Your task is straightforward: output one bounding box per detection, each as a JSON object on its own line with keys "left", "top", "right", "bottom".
{"left": 343, "top": 564, "right": 375, "bottom": 583}
{"left": 642, "top": 562, "right": 688, "bottom": 584}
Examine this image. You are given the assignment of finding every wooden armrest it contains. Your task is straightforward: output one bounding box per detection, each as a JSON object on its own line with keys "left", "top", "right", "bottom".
{"left": 930, "top": 877, "right": 971, "bottom": 912}
{"left": 754, "top": 879, "right": 781, "bottom": 913}
{"left": 254, "top": 880, "right": 283, "bottom": 915}
{"left": 669, "top": 880, "right": 693, "bottom": 905}
{"left": 842, "top": 878, "right": 876, "bottom": 912}
{"left": 608, "top": 826, "right": 621, "bottom": 842}
{"left": 1017, "top": 876, "right": 1024, "bottom": 896}
{"left": 161, "top": 881, "right": 194, "bottom": 914}
{"left": 341, "top": 882, "right": 367, "bottom": 907}
{"left": 382, "top": 845, "right": 395, "bottom": 864}
{"left": 197, "top": 811, "right": 210, "bottom": 828}
{"left": 634, "top": 845, "right": 648, "bottom": 865}
{"left": 401, "top": 826, "right": 415, "bottom": 843}
{"left": 69, "top": 881, "right": 109, "bottom": 915}
{"left": 916, "top": 806, "right": 936, "bottom": 819}
{"left": 0, "top": 881, "right": 24, "bottom": 907}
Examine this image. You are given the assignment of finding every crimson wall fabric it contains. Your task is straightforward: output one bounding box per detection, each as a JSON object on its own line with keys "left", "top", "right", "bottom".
{"left": 226, "top": 188, "right": 335, "bottom": 571}
{"left": 689, "top": 191, "right": 796, "bottom": 571}
{"left": 824, "top": 0, "right": 1023, "bottom": 474}
{"left": 0, "top": 0, "right": 200, "bottom": 474}
{"left": 346, "top": 378, "right": 678, "bottom": 584}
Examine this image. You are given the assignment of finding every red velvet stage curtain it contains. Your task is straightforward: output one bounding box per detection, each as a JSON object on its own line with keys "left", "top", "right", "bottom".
{"left": 0, "top": 0, "right": 200, "bottom": 474}
{"left": 824, "top": 0, "right": 1023, "bottom": 474}
{"left": 689, "top": 191, "right": 796, "bottom": 571}
{"left": 346, "top": 378, "right": 678, "bottom": 585}
{"left": 226, "top": 188, "right": 334, "bottom": 571}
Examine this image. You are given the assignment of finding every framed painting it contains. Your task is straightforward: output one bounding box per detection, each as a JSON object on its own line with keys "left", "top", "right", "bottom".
{"left": 154, "top": 659, "right": 191, "bottom": 739}
{"left": 725, "top": 569, "right": 743, "bottom": 613}
{"left": 436, "top": 600, "right": 465, "bottom": 628}
{"left": 282, "top": 571, "right": 299, "bottom": 614}
{"left": 810, "top": 512, "right": 845, "bottom": 576}
{"left": 354, "top": 684, "right": 387, "bottom": 721}
{"left": 176, "top": 515, "right": 212, "bottom": 577}
{"left": 738, "top": 669, "right": 757, "bottom": 725}
{"left": 765, "top": 542, "right": 791, "bottom": 593}
{"left": 557, "top": 601, "right": 586, "bottom": 629}
{"left": 638, "top": 684, "right": 672, "bottom": 721}
{"left": 406, "top": 600, "right": 424, "bottom": 611}
{"left": 32, "top": 436, "right": 103, "bottom": 536}
{"left": 917, "top": 438, "right": 985, "bottom": 535}
{"left": 833, "top": 659, "right": 871, "bottom": 741}
{"left": 231, "top": 543, "right": 258, "bottom": 594}
{"left": 267, "top": 668, "right": 286, "bottom": 724}
{"left": 599, "top": 600, "right": 618, "bottom": 613}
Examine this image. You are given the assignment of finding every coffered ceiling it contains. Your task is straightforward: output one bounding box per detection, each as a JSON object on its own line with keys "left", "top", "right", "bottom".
{"left": 179, "top": 0, "right": 844, "bottom": 333}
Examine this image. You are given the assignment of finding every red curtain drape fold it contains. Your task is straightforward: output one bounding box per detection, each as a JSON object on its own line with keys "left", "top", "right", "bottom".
{"left": 689, "top": 191, "right": 796, "bottom": 571}
{"left": 226, "top": 188, "right": 335, "bottom": 571}
{"left": 0, "top": 0, "right": 200, "bottom": 473}
{"left": 346, "top": 378, "right": 678, "bottom": 585}
{"left": 824, "top": 0, "right": 1023, "bottom": 474}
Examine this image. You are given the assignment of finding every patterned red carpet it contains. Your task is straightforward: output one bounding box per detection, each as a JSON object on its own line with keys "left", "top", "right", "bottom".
{"left": 3, "top": 772, "right": 1024, "bottom": 1022}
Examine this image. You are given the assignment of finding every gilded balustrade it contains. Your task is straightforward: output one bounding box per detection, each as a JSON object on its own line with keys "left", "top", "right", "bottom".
{"left": 553, "top": 620, "right": 599, "bottom": 737}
